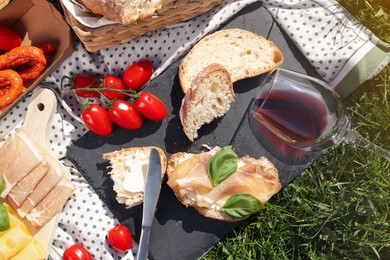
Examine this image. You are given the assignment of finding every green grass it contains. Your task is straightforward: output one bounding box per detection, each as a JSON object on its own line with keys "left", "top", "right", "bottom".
{"left": 203, "top": 1, "right": 390, "bottom": 259}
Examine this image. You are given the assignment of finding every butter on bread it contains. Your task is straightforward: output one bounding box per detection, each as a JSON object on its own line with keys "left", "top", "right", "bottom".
{"left": 180, "top": 63, "right": 235, "bottom": 141}
{"left": 166, "top": 147, "right": 282, "bottom": 222}
{"left": 179, "top": 28, "right": 284, "bottom": 94}
{"left": 103, "top": 146, "right": 167, "bottom": 208}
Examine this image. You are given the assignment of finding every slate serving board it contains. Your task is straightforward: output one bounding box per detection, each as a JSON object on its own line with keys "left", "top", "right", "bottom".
{"left": 67, "top": 2, "right": 325, "bottom": 259}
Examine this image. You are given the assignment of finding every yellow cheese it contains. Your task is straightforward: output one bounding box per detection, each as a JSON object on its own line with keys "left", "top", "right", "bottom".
{"left": 0, "top": 213, "right": 20, "bottom": 237}
{"left": 11, "top": 239, "right": 48, "bottom": 260}
{"left": 0, "top": 203, "right": 21, "bottom": 237}
{"left": 3, "top": 204, "right": 17, "bottom": 217}
{"left": 0, "top": 223, "right": 32, "bottom": 259}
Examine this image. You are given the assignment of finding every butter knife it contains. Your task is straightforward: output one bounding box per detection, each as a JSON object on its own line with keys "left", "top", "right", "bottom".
{"left": 136, "top": 148, "right": 162, "bottom": 260}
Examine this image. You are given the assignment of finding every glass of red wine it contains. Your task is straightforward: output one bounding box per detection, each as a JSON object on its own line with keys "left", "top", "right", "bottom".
{"left": 249, "top": 68, "right": 389, "bottom": 165}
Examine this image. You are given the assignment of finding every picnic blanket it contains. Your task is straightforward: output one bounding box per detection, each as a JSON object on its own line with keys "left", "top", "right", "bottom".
{"left": 0, "top": 0, "right": 388, "bottom": 259}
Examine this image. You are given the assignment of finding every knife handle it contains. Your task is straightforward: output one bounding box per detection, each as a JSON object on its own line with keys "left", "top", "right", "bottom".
{"left": 136, "top": 226, "right": 151, "bottom": 260}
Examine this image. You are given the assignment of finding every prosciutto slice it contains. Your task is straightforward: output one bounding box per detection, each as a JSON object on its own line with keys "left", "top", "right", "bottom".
{"left": 0, "top": 135, "right": 16, "bottom": 178}
{"left": 204, "top": 159, "right": 282, "bottom": 206}
{"left": 0, "top": 130, "right": 45, "bottom": 198}
{"left": 26, "top": 178, "right": 75, "bottom": 228}
{"left": 7, "top": 163, "right": 49, "bottom": 208}
{"left": 17, "top": 156, "right": 63, "bottom": 218}
{"left": 168, "top": 153, "right": 213, "bottom": 191}
{"left": 169, "top": 151, "right": 281, "bottom": 209}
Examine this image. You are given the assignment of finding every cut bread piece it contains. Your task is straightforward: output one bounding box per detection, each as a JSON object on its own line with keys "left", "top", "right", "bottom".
{"left": 78, "top": 0, "right": 166, "bottom": 24}
{"left": 166, "top": 147, "right": 282, "bottom": 222}
{"left": 0, "top": 0, "right": 10, "bottom": 11}
{"left": 103, "top": 146, "right": 167, "bottom": 208}
{"left": 180, "top": 63, "right": 235, "bottom": 141}
{"left": 179, "top": 28, "right": 284, "bottom": 94}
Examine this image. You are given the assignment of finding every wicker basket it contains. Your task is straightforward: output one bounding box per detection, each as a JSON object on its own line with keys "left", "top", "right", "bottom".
{"left": 62, "top": 0, "right": 222, "bottom": 52}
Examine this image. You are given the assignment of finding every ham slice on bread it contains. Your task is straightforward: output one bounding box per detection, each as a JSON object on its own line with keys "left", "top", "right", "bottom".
{"left": 167, "top": 147, "right": 282, "bottom": 222}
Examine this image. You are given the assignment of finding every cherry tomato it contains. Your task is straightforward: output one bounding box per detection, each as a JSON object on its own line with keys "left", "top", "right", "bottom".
{"left": 123, "top": 60, "right": 154, "bottom": 90}
{"left": 108, "top": 100, "right": 143, "bottom": 130}
{"left": 72, "top": 74, "right": 100, "bottom": 98}
{"left": 107, "top": 225, "right": 133, "bottom": 253}
{"left": 63, "top": 244, "right": 93, "bottom": 260}
{"left": 102, "top": 75, "right": 128, "bottom": 100}
{"left": 38, "top": 41, "right": 57, "bottom": 56}
{"left": 82, "top": 104, "right": 113, "bottom": 136}
{"left": 134, "top": 92, "right": 168, "bottom": 121}
{"left": 0, "top": 25, "right": 22, "bottom": 51}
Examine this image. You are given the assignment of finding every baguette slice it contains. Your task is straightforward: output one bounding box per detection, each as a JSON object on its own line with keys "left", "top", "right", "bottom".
{"left": 103, "top": 146, "right": 167, "bottom": 208}
{"left": 179, "top": 29, "right": 284, "bottom": 94}
{"left": 167, "top": 147, "right": 282, "bottom": 222}
{"left": 180, "top": 63, "right": 235, "bottom": 141}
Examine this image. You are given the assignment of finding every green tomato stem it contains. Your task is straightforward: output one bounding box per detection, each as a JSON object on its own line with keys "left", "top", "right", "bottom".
{"left": 60, "top": 87, "right": 140, "bottom": 99}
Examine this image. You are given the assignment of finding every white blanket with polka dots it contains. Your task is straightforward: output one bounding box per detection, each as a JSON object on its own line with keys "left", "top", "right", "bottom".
{"left": 0, "top": 0, "right": 388, "bottom": 259}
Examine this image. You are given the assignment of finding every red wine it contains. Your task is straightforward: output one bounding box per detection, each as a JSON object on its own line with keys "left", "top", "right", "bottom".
{"left": 250, "top": 89, "right": 329, "bottom": 147}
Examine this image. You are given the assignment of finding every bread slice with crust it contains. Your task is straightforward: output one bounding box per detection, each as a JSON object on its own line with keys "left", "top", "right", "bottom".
{"left": 180, "top": 63, "right": 235, "bottom": 141}
{"left": 0, "top": 0, "right": 10, "bottom": 11}
{"left": 103, "top": 146, "right": 167, "bottom": 208}
{"left": 166, "top": 148, "right": 281, "bottom": 222}
{"left": 179, "top": 28, "right": 284, "bottom": 94}
{"left": 78, "top": 0, "right": 165, "bottom": 24}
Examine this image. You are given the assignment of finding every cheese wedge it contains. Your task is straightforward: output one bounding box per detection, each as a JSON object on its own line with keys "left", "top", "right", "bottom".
{"left": 0, "top": 223, "right": 32, "bottom": 259}
{"left": 11, "top": 239, "right": 48, "bottom": 260}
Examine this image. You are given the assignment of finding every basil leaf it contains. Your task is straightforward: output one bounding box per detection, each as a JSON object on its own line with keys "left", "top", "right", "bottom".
{"left": 0, "top": 203, "right": 10, "bottom": 232}
{"left": 221, "top": 193, "right": 264, "bottom": 219}
{"left": 207, "top": 146, "right": 238, "bottom": 186}
{"left": 0, "top": 176, "right": 3, "bottom": 194}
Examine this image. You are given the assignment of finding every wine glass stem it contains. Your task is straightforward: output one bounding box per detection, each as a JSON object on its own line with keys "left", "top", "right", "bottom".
{"left": 344, "top": 129, "right": 390, "bottom": 160}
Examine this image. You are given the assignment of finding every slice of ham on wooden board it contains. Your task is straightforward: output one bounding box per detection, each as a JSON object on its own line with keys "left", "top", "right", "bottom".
{"left": 0, "top": 88, "right": 75, "bottom": 258}
{"left": 6, "top": 163, "right": 49, "bottom": 208}
{"left": 0, "top": 130, "right": 46, "bottom": 198}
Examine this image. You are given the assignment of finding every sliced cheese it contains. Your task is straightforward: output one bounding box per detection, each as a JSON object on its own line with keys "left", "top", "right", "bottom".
{"left": 0, "top": 203, "right": 21, "bottom": 237}
{"left": 0, "top": 222, "right": 32, "bottom": 259}
{"left": 0, "top": 212, "right": 20, "bottom": 237}
{"left": 12, "top": 239, "right": 48, "bottom": 260}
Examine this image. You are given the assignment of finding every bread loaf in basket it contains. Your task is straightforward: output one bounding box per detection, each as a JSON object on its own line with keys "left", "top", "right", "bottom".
{"left": 62, "top": 0, "right": 223, "bottom": 52}
{"left": 77, "top": 0, "right": 173, "bottom": 25}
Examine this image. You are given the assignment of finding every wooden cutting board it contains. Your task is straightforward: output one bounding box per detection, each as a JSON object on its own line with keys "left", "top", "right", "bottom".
{"left": 4, "top": 88, "right": 68, "bottom": 258}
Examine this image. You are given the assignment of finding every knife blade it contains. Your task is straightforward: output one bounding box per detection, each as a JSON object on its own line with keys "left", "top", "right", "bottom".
{"left": 136, "top": 148, "right": 162, "bottom": 260}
